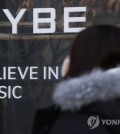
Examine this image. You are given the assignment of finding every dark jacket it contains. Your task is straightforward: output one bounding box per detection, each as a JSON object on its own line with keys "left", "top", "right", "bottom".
{"left": 32, "top": 106, "right": 60, "bottom": 134}
{"left": 49, "top": 67, "right": 120, "bottom": 134}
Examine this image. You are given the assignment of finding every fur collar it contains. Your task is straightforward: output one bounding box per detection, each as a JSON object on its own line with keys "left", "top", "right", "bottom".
{"left": 53, "top": 67, "right": 120, "bottom": 111}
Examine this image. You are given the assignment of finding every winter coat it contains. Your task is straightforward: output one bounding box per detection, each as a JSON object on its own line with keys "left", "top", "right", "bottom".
{"left": 49, "top": 67, "right": 120, "bottom": 134}
{"left": 32, "top": 106, "right": 60, "bottom": 134}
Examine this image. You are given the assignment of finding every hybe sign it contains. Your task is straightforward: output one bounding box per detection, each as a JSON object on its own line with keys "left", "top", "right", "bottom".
{"left": 2, "top": 7, "right": 86, "bottom": 34}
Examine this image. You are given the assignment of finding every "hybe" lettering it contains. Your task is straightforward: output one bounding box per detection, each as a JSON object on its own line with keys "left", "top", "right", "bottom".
{"left": 2, "top": 7, "right": 86, "bottom": 34}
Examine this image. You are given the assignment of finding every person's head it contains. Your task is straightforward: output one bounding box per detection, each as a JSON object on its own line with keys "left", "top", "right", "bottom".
{"left": 62, "top": 25, "right": 120, "bottom": 78}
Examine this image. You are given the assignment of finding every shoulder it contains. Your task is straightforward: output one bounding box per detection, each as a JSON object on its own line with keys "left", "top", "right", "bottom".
{"left": 49, "top": 109, "right": 112, "bottom": 134}
{"left": 49, "top": 100, "right": 120, "bottom": 134}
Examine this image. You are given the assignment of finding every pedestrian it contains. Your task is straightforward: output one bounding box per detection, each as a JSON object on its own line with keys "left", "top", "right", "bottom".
{"left": 49, "top": 25, "right": 120, "bottom": 134}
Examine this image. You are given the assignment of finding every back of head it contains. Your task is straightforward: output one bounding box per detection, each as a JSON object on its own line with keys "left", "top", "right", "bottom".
{"left": 65, "top": 25, "right": 120, "bottom": 78}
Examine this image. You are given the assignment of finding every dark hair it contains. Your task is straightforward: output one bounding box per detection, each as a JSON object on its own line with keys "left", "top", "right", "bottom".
{"left": 65, "top": 25, "right": 120, "bottom": 78}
